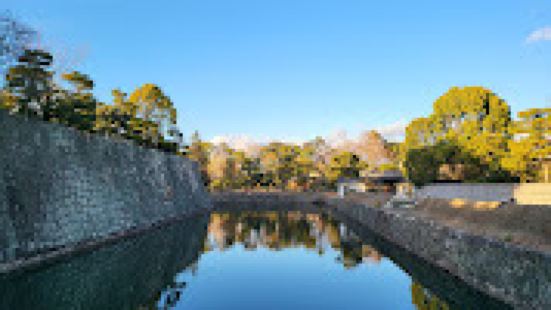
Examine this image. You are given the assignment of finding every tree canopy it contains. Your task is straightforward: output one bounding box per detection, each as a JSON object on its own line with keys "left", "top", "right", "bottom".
{"left": 5, "top": 49, "right": 54, "bottom": 117}
{"left": 1, "top": 48, "right": 185, "bottom": 156}
{"left": 403, "top": 86, "right": 516, "bottom": 185}
{"left": 501, "top": 108, "right": 551, "bottom": 182}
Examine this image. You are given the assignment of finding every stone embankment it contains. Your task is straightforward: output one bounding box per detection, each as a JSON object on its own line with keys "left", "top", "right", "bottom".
{"left": 331, "top": 201, "right": 550, "bottom": 310}
{"left": 0, "top": 111, "right": 211, "bottom": 273}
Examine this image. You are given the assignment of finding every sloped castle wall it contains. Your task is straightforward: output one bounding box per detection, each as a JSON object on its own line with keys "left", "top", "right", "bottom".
{"left": 0, "top": 110, "right": 210, "bottom": 270}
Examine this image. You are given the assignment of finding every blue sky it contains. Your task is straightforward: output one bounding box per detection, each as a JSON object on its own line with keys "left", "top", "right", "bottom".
{"left": 5, "top": 0, "right": 551, "bottom": 144}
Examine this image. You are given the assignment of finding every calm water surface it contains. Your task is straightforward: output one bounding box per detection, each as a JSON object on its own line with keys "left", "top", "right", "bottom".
{"left": 0, "top": 209, "right": 509, "bottom": 310}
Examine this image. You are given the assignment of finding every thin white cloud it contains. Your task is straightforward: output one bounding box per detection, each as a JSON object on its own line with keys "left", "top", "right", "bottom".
{"left": 211, "top": 134, "right": 256, "bottom": 150}
{"left": 325, "top": 120, "right": 407, "bottom": 151}
{"left": 210, "top": 134, "right": 304, "bottom": 156}
{"left": 374, "top": 120, "right": 407, "bottom": 142}
{"left": 326, "top": 128, "right": 350, "bottom": 148}
{"left": 526, "top": 26, "right": 551, "bottom": 43}
{"left": 210, "top": 134, "right": 261, "bottom": 156}
{"left": 209, "top": 119, "right": 407, "bottom": 156}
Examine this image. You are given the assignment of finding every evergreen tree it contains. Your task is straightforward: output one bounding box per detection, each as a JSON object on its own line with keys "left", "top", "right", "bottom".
{"left": 502, "top": 108, "right": 551, "bottom": 182}
{"left": 128, "top": 83, "right": 177, "bottom": 146}
{"left": 404, "top": 86, "right": 513, "bottom": 183}
{"left": 5, "top": 49, "right": 55, "bottom": 118}
{"left": 56, "top": 71, "right": 97, "bottom": 131}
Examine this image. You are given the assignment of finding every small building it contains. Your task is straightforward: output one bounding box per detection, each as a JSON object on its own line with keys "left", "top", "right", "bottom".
{"left": 337, "top": 170, "right": 405, "bottom": 197}
{"left": 337, "top": 177, "right": 366, "bottom": 197}
{"left": 366, "top": 170, "right": 405, "bottom": 192}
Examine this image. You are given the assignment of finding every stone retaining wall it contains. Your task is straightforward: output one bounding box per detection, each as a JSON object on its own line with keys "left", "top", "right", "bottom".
{"left": 0, "top": 110, "right": 211, "bottom": 272}
{"left": 416, "top": 183, "right": 551, "bottom": 205}
{"left": 331, "top": 202, "right": 551, "bottom": 309}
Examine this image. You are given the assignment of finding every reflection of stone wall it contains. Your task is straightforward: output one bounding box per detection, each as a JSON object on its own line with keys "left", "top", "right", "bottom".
{"left": 333, "top": 203, "right": 550, "bottom": 309}
{"left": 330, "top": 209, "right": 509, "bottom": 310}
{"left": 0, "top": 214, "right": 209, "bottom": 310}
{"left": 0, "top": 110, "right": 210, "bottom": 270}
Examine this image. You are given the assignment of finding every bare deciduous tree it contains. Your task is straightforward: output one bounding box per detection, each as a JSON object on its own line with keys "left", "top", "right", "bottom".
{"left": 0, "top": 11, "right": 36, "bottom": 74}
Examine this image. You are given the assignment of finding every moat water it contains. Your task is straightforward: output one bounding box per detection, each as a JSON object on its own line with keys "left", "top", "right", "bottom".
{"left": 0, "top": 209, "right": 509, "bottom": 309}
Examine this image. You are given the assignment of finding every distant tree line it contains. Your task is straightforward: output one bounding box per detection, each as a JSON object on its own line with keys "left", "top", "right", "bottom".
{"left": 190, "top": 86, "right": 550, "bottom": 191}
{"left": 186, "top": 132, "right": 401, "bottom": 192}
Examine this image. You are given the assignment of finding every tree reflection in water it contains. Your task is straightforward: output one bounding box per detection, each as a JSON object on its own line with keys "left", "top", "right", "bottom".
{"left": 204, "top": 211, "right": 384, "bottom": 269}
{"left": 155, "top": 211, "right": 450, "bottom": 310}
{"left": 411, "top": 281, "right": 451, "bottom": 310}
